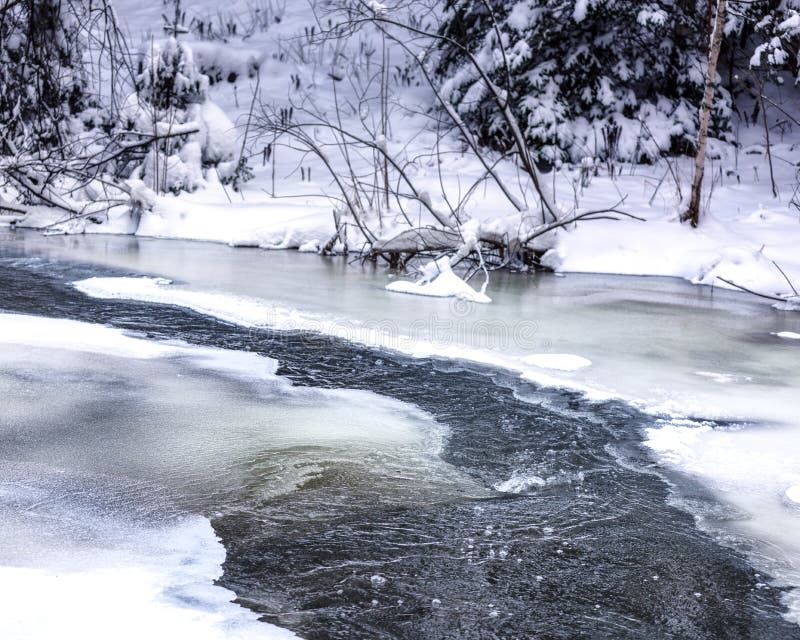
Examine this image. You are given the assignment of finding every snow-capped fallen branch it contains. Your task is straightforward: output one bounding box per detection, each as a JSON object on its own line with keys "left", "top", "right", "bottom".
{"left": 715, "top": 260, "right": 799, "bottom": 310}
{"left": 385, "top": 255, "right": 491, "bottom": 303}
{"left": 521, "top": 198, "right": 644, "bottom": 245}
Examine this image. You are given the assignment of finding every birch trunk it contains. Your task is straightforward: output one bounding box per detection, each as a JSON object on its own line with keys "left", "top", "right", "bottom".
{"left": 683, "top": 0, "right": 728, "bottom": 227}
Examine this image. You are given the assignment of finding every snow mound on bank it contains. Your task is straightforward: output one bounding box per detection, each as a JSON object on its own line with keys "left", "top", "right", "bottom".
{"left": 386, "top": 257, "right": 491, "bottom": 303}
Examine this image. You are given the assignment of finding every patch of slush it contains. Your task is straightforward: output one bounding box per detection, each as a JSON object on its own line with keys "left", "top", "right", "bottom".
{"left": 385, "top": 257, "right": 491, "bottom": 303}
{"left": 0, "top": 515, "right": 299, "bottom": 640}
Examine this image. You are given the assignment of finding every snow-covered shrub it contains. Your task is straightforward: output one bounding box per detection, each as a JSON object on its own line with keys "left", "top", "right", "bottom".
{"left": 190, "top": 40, "right": 264, "bottom": 85}
{"left": 127, "top": 38, "right": 237, "bottom": 193}
{"left": 437, "top": 0, "right": 733, "bottom": 164}
{"left": 135, "top": 37, "right": 206, "bottom": 111}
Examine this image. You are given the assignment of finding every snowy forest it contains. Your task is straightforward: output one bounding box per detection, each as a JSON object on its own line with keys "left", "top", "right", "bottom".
{"left": 2, "top": 2, "right": 800, "bottom": 640}
{"left": 0, "top": 0, "right": 798, "bottom": 303}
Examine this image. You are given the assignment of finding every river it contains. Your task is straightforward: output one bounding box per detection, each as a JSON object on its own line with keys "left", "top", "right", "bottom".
{"left": 1, "top": 229, "right": 799, "bottom": 639}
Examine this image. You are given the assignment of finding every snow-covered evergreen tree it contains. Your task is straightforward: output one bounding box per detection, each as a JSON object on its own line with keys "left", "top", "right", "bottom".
{"left": 0, "top": 0, "right": 89, "bottom": 154}
{"left": 748, "top": 1, "right": 800, "bottom": 80}
{"left": 437, "top": 0, "right": 733, "bottom": 164}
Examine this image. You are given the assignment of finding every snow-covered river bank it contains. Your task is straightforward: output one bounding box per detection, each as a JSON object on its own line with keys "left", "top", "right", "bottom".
{"left": 1, "top": 229, "right": 799, "bottom": 639}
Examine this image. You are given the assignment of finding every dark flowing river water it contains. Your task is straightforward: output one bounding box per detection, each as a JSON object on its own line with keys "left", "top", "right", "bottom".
{"left": 1, "top": 234, "right": 799, "bottom": 639}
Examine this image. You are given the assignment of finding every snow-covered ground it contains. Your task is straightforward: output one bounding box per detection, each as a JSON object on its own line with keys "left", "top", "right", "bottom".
{"left": 7, "top": 0, "right": 800, "bottom": 307}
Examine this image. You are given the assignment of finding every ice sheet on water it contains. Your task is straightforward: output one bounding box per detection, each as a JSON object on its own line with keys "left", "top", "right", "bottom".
{"left": 644, "top": 417, "right": 800, "bottom": 623}
{"left": 0, "top": 516, "right": 299, "bottom": 640}
{"left": 520, "top": 353, "right": 592, "bottom": 371}
{"left": 72, "top": 276, "right": 608, "bottom": 400}
{"left": 0, "top": 460, "right": 299, "bottom": 640}
{"left": 0, "top": 311, "right": 279, "bottom": 380}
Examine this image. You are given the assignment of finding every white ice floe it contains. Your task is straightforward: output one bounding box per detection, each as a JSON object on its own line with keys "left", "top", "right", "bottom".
{"left": 0, "top": 312, "right": 173, "bottom": 359}
{"left": 774, "top": 331, "right": 800, "bottom": 340}
{"left": 385, "top": 257, "right": 491, "bottom": 303}
{"left": 0, "top": 312, "right": 278, "bottom": 380}
{"left": 520, "top": 353, "right": 592, "bottom": 371}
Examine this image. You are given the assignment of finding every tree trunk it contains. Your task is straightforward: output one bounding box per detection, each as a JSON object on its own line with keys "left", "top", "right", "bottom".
{"left": 683, "top": 0, "right": 728, "bottom": 228}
